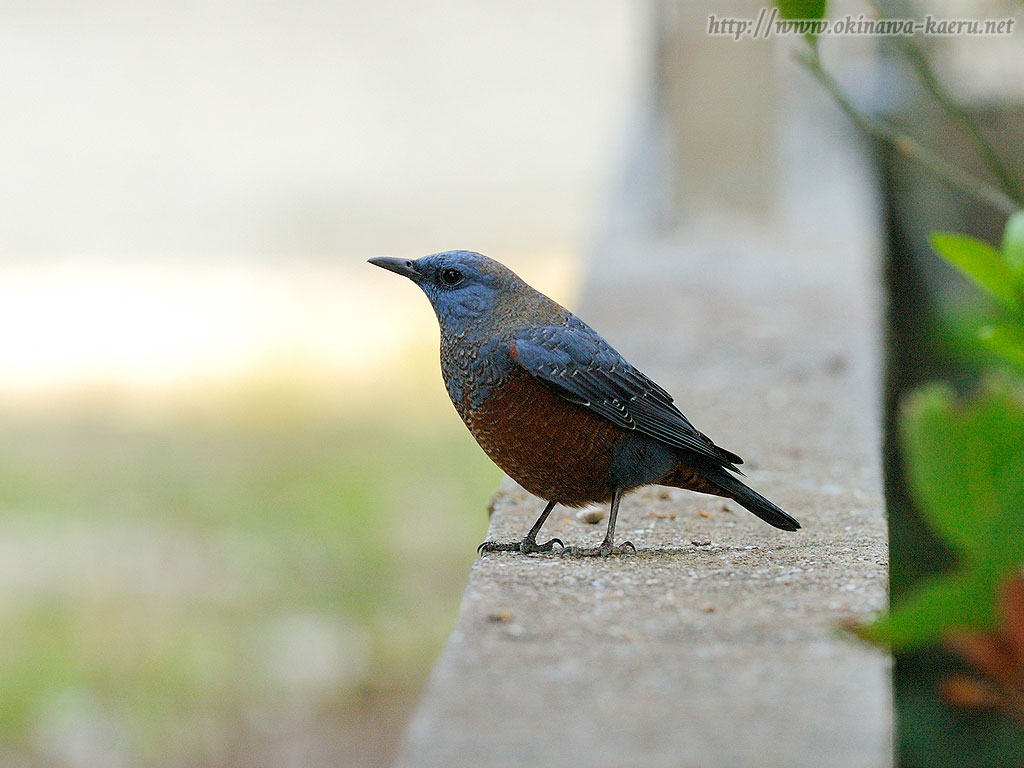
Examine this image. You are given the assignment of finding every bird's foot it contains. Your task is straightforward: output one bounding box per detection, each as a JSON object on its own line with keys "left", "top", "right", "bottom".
{"left": 560, "top": 540, "right": 636, "bottom": 558}
{"left": 477, "top": 537, "right": 563, "bottom": 556}
{"left": 522, "top": 537, "right": 563, "bottom": 554}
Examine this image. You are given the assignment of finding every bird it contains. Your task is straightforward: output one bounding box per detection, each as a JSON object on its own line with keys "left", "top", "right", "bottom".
{"left": 368, "top": 250, "right": 800, "bottom": 556}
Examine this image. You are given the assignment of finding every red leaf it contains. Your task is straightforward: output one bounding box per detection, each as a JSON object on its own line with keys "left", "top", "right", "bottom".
{"left": 940, "top": 675, "right": 1003, "bottom": 709}
{"left": 946, "top": 631, "right": 1019, "bottom": 689}
{"left": 999, "top": 575, "right": 1024, "bottom": 665}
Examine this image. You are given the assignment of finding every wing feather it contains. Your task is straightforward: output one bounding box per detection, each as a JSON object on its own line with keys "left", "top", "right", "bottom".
{"left": 511, "top": 321, "right": 743, "bottom": 469}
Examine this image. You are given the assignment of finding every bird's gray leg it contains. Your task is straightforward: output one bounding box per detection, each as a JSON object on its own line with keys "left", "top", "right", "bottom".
{"left": 522, "top": 500, "right": 562, "bottom": 551}
{"left": 561, "top": 488, "right": 636, "bottom": 557}
{"left": 478, "top": 500, "right": 563, "bottom": 555}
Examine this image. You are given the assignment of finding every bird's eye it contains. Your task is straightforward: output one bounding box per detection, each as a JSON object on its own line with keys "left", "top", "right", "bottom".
{"left": 439, "top": 268, "right": 464, "bottom": 287}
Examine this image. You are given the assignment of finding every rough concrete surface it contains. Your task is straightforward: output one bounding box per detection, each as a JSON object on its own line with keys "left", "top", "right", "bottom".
{"left": 394, "top": 213, "right": 892, "bottom": 768}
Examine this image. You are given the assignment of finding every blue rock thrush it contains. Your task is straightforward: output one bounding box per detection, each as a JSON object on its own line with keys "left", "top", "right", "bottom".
{"left": 369, "top": 250, "right": 800, "bottom": 556}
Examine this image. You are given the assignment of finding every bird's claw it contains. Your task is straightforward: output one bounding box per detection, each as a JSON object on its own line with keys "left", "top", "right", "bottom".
{"left": 477, "top": 541, "right": 519, "bottom": 554}
{"left": 527, "top": 537, "right": 563, "bottom": 554}
{"left": 477, "top": 537, "right": 564, "bottom": 556}
{"left": 560, "top": 540, "right": 637, "bottom": 557}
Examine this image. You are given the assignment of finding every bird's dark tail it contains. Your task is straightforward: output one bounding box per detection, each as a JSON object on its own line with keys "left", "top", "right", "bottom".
{"left": 712, "top": 471, "right": 801, "bottom": 531}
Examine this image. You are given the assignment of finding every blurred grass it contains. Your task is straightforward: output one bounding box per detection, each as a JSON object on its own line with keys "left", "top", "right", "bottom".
{"left": 0, "top": 374, "right": 501, "bottom": 766}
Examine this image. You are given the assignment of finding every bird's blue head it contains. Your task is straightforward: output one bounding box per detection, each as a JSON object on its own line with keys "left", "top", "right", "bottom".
{"left": 368, "top": 250, "right": 523, "bottom": 335}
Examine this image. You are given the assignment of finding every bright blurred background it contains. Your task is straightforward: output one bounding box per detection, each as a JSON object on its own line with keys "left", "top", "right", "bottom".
{"left": 0, "top": 2, "right": 649, "bottom": 766}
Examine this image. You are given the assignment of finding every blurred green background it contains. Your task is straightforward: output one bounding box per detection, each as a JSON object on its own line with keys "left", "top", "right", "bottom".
{"left": 0, "top": 373, "right": 501, "bottom": 765}
{"left": 0, "top": 1, "right": 645, "bottom": 765}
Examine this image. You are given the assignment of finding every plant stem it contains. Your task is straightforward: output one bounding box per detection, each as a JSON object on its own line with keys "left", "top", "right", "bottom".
{"left": 797, "top": 48, "right": 1021, "bottom": 217}
{"left": 868, "top": 0, "right": 1024, "bottom": 205}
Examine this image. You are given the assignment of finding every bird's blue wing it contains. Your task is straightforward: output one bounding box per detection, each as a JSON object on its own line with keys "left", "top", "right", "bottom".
{"left": 511, "top": 319, "right": 743, "bottom": 469}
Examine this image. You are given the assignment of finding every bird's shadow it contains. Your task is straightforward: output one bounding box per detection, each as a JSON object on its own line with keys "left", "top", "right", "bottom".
{"left": 485, "top": 542, "right": 799, "bottom": 560}
{"left": 618, "top": 545, "right": 793, "bottom": 558}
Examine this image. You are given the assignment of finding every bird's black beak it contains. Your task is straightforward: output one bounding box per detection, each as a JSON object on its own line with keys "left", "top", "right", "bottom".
{"left": 368, "top": 256, "right": 421, "bottom": 281}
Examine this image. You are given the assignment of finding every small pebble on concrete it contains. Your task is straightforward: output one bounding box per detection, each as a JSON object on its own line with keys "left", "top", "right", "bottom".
{"left": 576, "top": 506, "right": 606, "bottom": 524}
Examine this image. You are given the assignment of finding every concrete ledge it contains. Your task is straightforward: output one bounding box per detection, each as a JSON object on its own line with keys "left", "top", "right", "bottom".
{"left": 395, "top": 213, "right": 891, "bottom": 767}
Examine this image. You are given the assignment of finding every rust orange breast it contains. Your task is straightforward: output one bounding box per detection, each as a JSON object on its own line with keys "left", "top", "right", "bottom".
{"left": 464, "top": 370, "right": 631, "bottom": 506}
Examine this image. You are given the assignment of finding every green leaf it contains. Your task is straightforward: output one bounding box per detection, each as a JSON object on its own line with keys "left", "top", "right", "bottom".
{"left": 901, "top": 384, "right": 1024, "bottom": 567}
{"left": 861, "top": 383, "right": 1024, "bottom": 652}
{"left": 775, "top": 0, "right": 827, "bottom": 20}
{"left": 930, "top": 232, "right": 1019, "bottom": 310}
{"left": 1002, "top": 210, "right": 1024, "bottom": 276}
{"left": 936, "top": 305, "right": 1009, "bottom": 372}
{"left": 979, "top": 322, "right": 1024, "bottom": 371}
{"left": 859, "top": 568, "right": 999, "bottom": 650}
